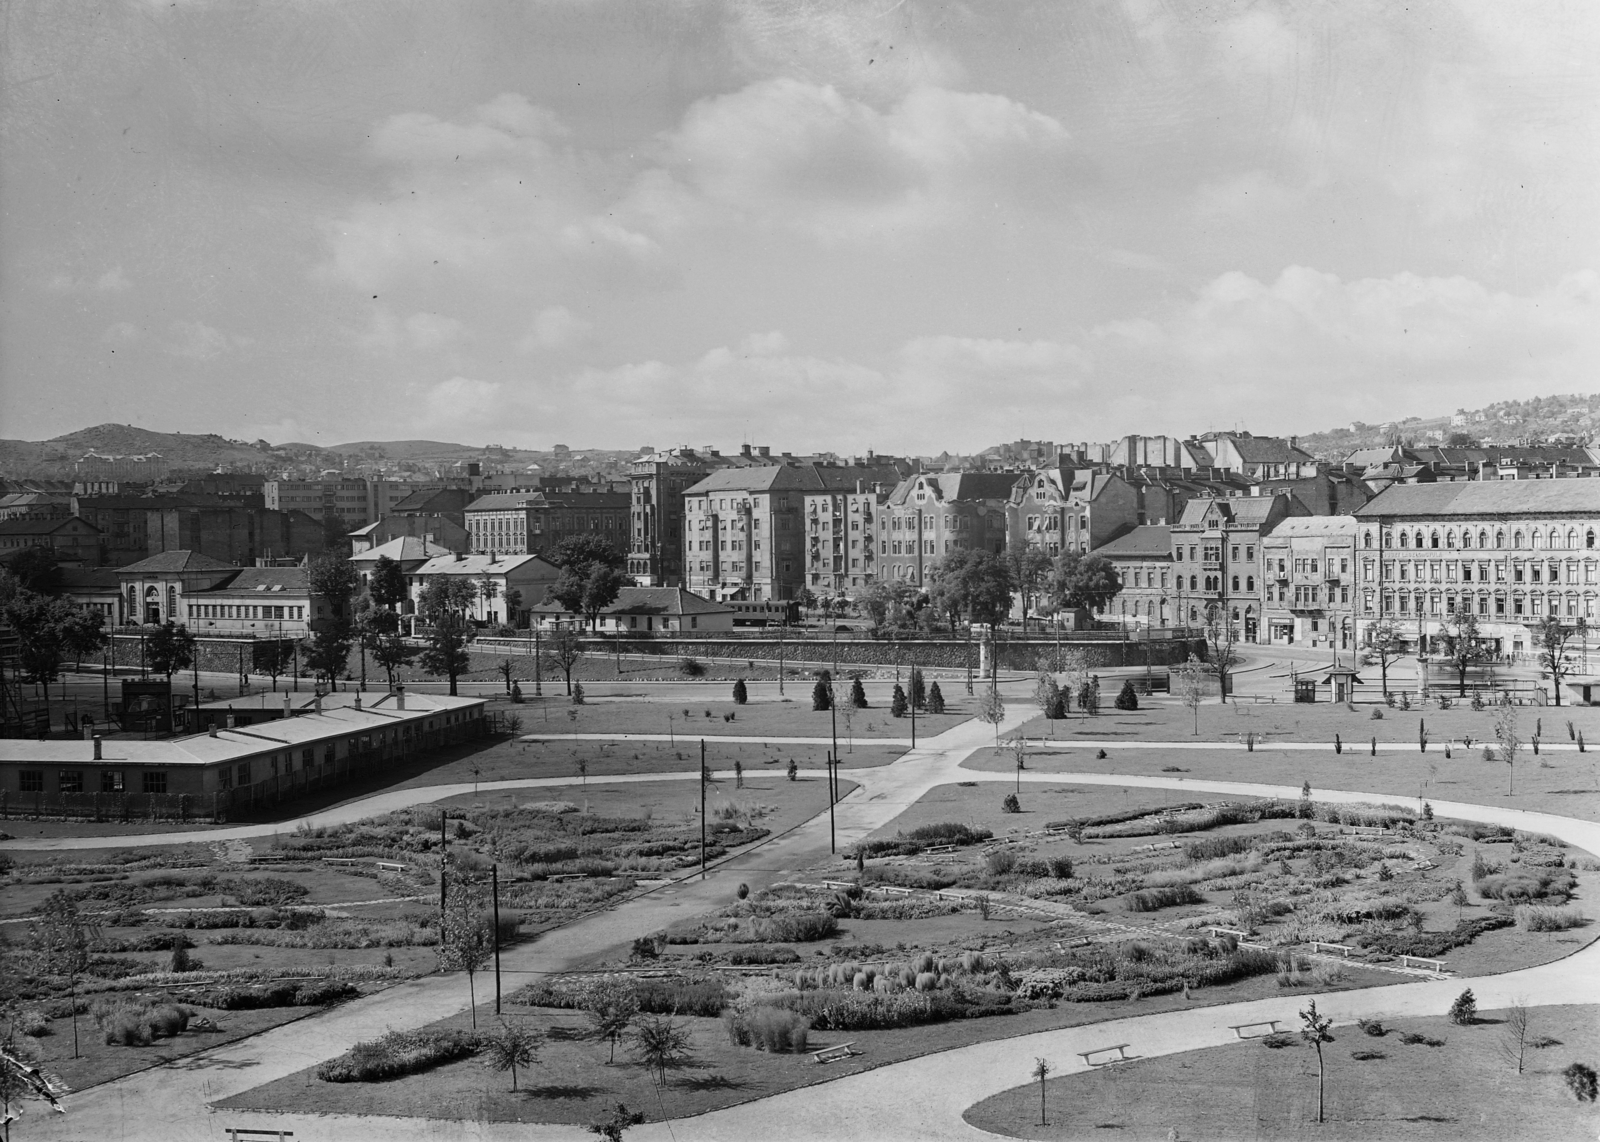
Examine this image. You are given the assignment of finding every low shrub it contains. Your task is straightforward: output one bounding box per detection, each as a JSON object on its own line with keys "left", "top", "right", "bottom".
{"left": 754, "top": 912, "right": 839, "bottom": 943}
{"left": 1399, "top": 1031, "right": 1446, "bottom": 1047}
{"left": 1001, "top": 793, "right": 1020, "bottom": 814}
{"left": 1565, "top": 1062, "right": 1598, "bottom": 1102}
{"left": 1350, "top": 1049, "right": 1387, "bottom": 1061}
{"left": 984, "top": 849, "right": 1017, "bottom": 876}
{"left": 725, "top": 1005, "right": 810, "bottom": 1052}
{"left": 1358, "top": 1018, "right": 1386, "bottom": 1037}
{"left": 855, "top": 822, "right": 994, "bottom": 859}
{"left": 316, "top": 1028, "right": 481, "bottom": 1082}
{"left": 762, "top": 987, "right": 998, "bottom": 1031}
{"left": 1183, "top": 835, "right": 1254, "bottom": 863}
{"left": 1357, "top": 915, "right": 1513, "bottom": 958}
{"left": 93, "top": 999, "right": 190, "bottom": 1046}
{"left": 15, "top": 1010, "right": 50, "bottom": 1037}
{"left": 1261, "top": 1031, "right": 1298, "bottom": 1048}
{"left": 1449, "top": 988, "right": 1477, "bottom": 1026}
{"left": 1125, "top": 885, "right": 1203, "bottom": 912}
{"left": 723, "top": 945, "right": 801, "bottom": 966}
{"left": 635, "top": 977, "right": 729, "bottom": 1017}
{"left": 1516, "top": 905, "right": 1588, "bottom": 932}
{"left": 176, "top": 980, "right": 358, "bottom": 1010}
{"left": 1475, "top": 868, "right": 1577, "bottom": 905}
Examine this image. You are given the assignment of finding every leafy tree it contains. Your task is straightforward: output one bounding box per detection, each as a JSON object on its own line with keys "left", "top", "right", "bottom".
{"left": 929, "top": 548, "right": 1013, "bottom": 626}
{"left": 589, "top": 1102, "right": 647, "bottom": 1142}
{"left": 552, "top": 563, "right": 628, "bottom": 629}
{"left": 351, "top": 598, "right": 398, "bottom": 690}
{"left": 547, "top": 626, "right": 583, "bottom": 696}
{"left": 1114, "top": 680, "right": 1139, "bottom": 711}
{"left": 1365, "top": 620, "right": 1405, "bottom": 698}
{"left": 4, "top": 590, "right": 105, "bottom": 729}
{"left": 1051, "top": 551, "right": 1122, "bottom": 612}
{"left": 585, "top": 982, "right": 640, "bottom": 1064}
{"left": 731, "top": 678, "right": 747, "bottom": 705}
{"left": 811, "top": 678, "right": 832, "bottom": 711}
{"left": 926, "top": 680, "right": 944, "bottom": 714}
{"left": 6, "top": 546, "right": 64, "bottom": 595}
{"left": 417, "top": 577, "right": 478, "bottom": 696}
{"left": 485, "top": 1021, "right": 540, "bottom": 1091}
{"left": 1438, "top": 610, "right": 1490, "bottom": 697}
{"left": 1299, "top": 999, "right": 1335, "bottom": 1124}
{"left": 1006, "top": 546, "right": 1053, "bottom": 625}
{"left": 1449, "top": 879, "right": 1468, "bottom": 924}
{"left": 368, "top": 554, "right": 409, "bottom": 611}
{"left": 630, "top": 1015, "right": 692, "bottom": 1086}
{"left": 978, "top": 686, "right": 1005, "bottom": 747}
{"left": 252, "top": 638, "right": 296, "bottom": 693}
{"left": 795, "top": 587, "right": 817, "bottom": 619}
{"left": 1036, "top": 673, "right": 1060, "bottom": 727}
{"left": 549, "top": 535, "right": 626, "bottom": 572}
{"left": 1032, "top": 1056, "right": 1051, "bottom": 1126}
{"left": 890, "top": 684, "right": 908, "bottom": 718}
{"left": 1494, "top": 703, "right": 1521, "bottom": 795}
{"left": 437, "top": 859, "right": 495, "bottom": 1028}
{"left": 909, "top": 665, "right": 926, "bottom": 711}
{"left": 308, "top": 552, "right": 360, "bottom": 624}
{"left": 145, "top": 620, "right": 196, "bottom": 682}
{"left": 302, "top": 625, "right": 353, "bottom": 690}
{"left": 371, "top": 629, "right": 415, "bottom": 688}
{"left": 1449, "top": 988, "right": 1477, "bottom": 1025}
{"left": 849, "top": 676, "right": 868, "bottom": 708}
{"left": 1535, "top": 615, "right": 1578, "bottom": 706}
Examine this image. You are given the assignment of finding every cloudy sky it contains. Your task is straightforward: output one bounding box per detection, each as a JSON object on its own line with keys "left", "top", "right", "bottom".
{"left": 3, "top": 0, "right": 1597, "bottom": 454}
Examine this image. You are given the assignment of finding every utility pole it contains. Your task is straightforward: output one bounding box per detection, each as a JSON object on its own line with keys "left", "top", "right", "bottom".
{"left": 491, "top": 863, "right": 502, "bottom": 1015}
{"left": 777, "top": 623, "right": 784, "bottom": 696}
{"left": 827, "top": 749, "right": 836, "bottom": 855}
{"left": 534, "top": 622, "right": 542, "bottom": 696}
{"left": 909, "top": 655, "right": 916, "bottom": 748}
{"left": 439, "top": 811, "right": 449, "bottom": 914}
{"left": 699, "top": 739, "right": 707, "bottom": 880}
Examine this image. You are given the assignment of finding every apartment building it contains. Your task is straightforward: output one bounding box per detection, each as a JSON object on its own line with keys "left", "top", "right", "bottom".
{"left": 1005, "top": 467, "right": 1141, "bottom": 557}
{"left": 463, "top": 491, "right": 629, "bottom": 561}
{"left": 1094, "top": 525, "right": 1173, "bottom": 628}
{"left": 627, "top": 448, "right": 712, "bottom": 585}
{"left": 1353, "top": 480, "right": 1600, "bottom": 655}
{"left": 680, "top": 467, "right": 814, "bottom": 601}
{"left": 264, "top": 479, "right": 370, "bottom": 531}
{"left": 1259, "top": 516, "right": 1359, "bottom": 649}
{"left": 800, "top": 465, "right": 905, "bottom": 598}
{"left": 1171, "top": 493, "right": 1305, "bottom": 641}
{"left": 877, "top": 472, "right": 1016, "bottom": 590}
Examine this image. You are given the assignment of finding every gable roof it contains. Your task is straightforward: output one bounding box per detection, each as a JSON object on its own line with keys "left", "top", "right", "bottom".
{"left": 530, "top": 586, "right": 732, "bottom": 617}
{"left": 117, "top": 550, "right": 235, "bottom": 573}
{"left": 198, "top": 567, "right": 310, "bottom": 595}
{"left": 1355, "top": 479, "right": 1600, "bottom": 518}
{"left": 682, "top": 466, "right": 823, "bottom": 495}
{"left": 0, "top": 517, "right": 98, "bottom": 536}
{"left": 1263, "top": 516, "right": 1359, "bottom": 539}
{"left": 350, "top": 535, "right": 455, "bottom": 564}
{"left": 1094, "top": 525, "right": 1172, "bottom": 558}
{"left": 1206, "top": 432, "right": 1318, "bottom": 464}
{"left": 413, "top": 552, "right": 560, "bottom": 577}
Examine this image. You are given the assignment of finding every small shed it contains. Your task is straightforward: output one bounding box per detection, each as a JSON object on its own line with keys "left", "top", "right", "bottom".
{"left": 1321, "top": 666, "right": 1364, "bottom": 704}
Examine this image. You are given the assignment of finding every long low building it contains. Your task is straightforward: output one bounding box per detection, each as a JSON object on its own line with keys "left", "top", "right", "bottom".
{"left": 0, "top": 689, "right": 486, "bottom": 822}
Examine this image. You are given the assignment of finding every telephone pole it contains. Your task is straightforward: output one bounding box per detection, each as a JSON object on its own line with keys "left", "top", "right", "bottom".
{"left": 700, "top": 739, "right": 707, "bottom": 880}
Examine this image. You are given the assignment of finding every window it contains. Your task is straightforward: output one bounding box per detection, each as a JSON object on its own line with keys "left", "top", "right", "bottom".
{"left": 58, "top": 770, "right": 83, "bottom": 793}
{"left": 19, "top": 770, "right": 43, "bottom": 793}
{"left": 101, "top": 770, "right": 124, "bottom": 793}
{"left": 237, "top": 762, "right": 251, "bottom": 786}
{"left": 142, "top": 771, "right": 168, "bottom": 794}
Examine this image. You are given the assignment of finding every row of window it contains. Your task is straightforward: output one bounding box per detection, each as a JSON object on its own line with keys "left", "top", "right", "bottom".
{"left": 1371, "top": 526, "right": 1597, "bottom": 551}
{"left": 20, "top": 770, "right": 164, "bottom": 794}
{"left": 1372, "top": 591, "right": 1593, "bottom": 619}
{"left": 187, "top": 604, "right": 304, "bottom": 620}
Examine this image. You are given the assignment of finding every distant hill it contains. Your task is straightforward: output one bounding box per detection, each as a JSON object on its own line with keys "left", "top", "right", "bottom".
{"left": 1297, "top": 392, "right": 1600, "bottom": 460}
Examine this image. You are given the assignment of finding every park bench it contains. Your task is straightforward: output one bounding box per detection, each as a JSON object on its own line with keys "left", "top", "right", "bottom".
{"left": 224, "top": 1129, "right": 294, "bottom": 1142}
{"left": 374, "top": 861, "right": 406, "bottom": 873}
{"left": 548, "top": 873, "right": 586, "bottom": 882}
{"left": 1229, "top": 1019, "right": 1282, "bottom": 1040}
{"left": 812, "top": 1041, "right": 860, "bottom": 1064}
{"left": 321, "top": 858, "right": 359, "bottom": 866}
{"left": 924, "top": 844, "right": 956, "bottom": 855}
{"left": 1056, "top": 937, "right": 1094, "bottom": 950}
{"left": 935, "top": 890, "right": 968, "bottom": 902}
{"left": 1308, "top": 941, "right": 1356, "bottom": 958}
{"left": 1399, "top": 955, "right": 1449, "bottom": 975}
{"left": 1076, "top": 1043, "right": 1133, "bottom": 1067}
{"left": 1342, "top": 825, "right": 1389, "bottom": 836}
{"left": 821, "top": 880, "right": 855, "bottom": 891}
{"left": 1207, "top": 927, "right": 1248, "bottom": 940}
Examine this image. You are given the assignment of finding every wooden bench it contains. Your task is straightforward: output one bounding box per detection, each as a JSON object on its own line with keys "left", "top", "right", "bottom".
{"left": 1056, "top": 937, "right": 1093, "bottom": 950}
{"left": 812, "top": 1041, "right": 859, "bottom": 1064}
{"left": 374, "top": 861, "right": 407, "bottom": 873}
{"left": 1399, "top": 955, "right": 1449, "bottom": 974}
{"left": 924, "top": 844, "right": 956, "bottom": 855}
{"left": 321, "top": 858, "right": 359, "bottom": 866}
{"left": 1229, "top": 1020, "right": 1281, "bottom": 1040}
{"left": 1077, "top": 1043, "right": 1133, "bottom": 1067}
{"left": 225, "top": 1130, "right": 295, "bottom": 1142}
{"left": 1208, "top": 927, "right": 1248, "bottom": 940}
{"left": 548, "top": 873, "right": 586, "bottom": 882}
{"left": 1308, "top": 941, "right": 1356, "bottom": 958}
{"left": 820, "top": 880, "right": 855, "bottom": 891}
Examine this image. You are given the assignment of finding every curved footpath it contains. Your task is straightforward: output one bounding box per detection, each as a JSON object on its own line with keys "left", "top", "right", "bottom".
{"left": 7, "top": 719, "right": 1600, "bottom": 1140}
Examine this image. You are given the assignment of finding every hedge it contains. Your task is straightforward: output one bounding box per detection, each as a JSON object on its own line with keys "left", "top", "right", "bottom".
{"left": 317, "top": 1028, "right": 481, "bottom": 1082}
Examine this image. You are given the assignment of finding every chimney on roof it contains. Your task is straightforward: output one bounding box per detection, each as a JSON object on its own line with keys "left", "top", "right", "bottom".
{"left": 1289, "top": 436, "right": 1299, "bottom": 450}
{"left": 395, "top": 685, "right": 405, "bottom": 711}
{"left": 225, "top": 712, "right": 236, "bottom": 729}
{"left": 354, "top": 693, "right": 362, "bottom": 709}
{"left": 208, "top": 724, "right": 218, "bottom": 737}
{"left": 284, "top": 693, "right": 292, "bottom": 716}
{"left": 314, "top": 692, "right": 323, "bottom": 714}
{"left": 740, "top": 444, "right": 752, "bottom": 458}
{"left": 92, "top": 735, "right": 102, "bottom": 760}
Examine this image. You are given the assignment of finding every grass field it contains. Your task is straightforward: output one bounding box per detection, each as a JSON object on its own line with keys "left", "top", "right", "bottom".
{"left": 964, "top": 1003, "right": 1600, "bottom": 1141}
{"left": 512, "top": 689, "right": 968, "bottom": 739}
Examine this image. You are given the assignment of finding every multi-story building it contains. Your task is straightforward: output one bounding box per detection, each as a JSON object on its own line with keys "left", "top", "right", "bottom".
{"left": 180, "top": 566, "right": 327, "bottom": 639}
{"left": 463, "top": 491, "right": 630, "bottom": 561}
{"left": 1259, "top": 516, "right": 1359, "bottom": 649}
{"left": 0, "top": 517, "right": 104, "bottom": 566}
{"left": 75, "top": 451, "right": 169, "bottom": 483}
{"left": 144, "top": 506, "right": 324, "bottom": 566}
{"left": 877, "top": 472, "right": 1017, "bottom": 590}
{"left": 627, "top": 448, "right": 713, "bottom": 585}
{"left": 681, "top": 467, "right": 815, "bottom": 601}
{"left": 1353, "top": 480, "right": 1600, "bottom": 656}
{"left": 800, "top": 466, "right": 906, "bottom": 598}
{"left": 1094, "top": 525, "right": 1173, "bottom": 628}
{"left": 407, "top": 552, "right": 561, "bottom": 627}
{"left": 264, "top": 479, "right": 370, "bottom": 532}
{"left": 1171, "top": 493, "right": 1305, "bottom": 640}
{"left": 1006, "top": 467, "right": 1142, "bottom": 557}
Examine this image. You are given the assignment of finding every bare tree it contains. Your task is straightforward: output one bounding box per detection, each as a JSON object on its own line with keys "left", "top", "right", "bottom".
{"left": 1499, "top": 1000, "right": 1531, "bottom": 1075}
{"left": 1365, "top": 620, "right": 1404, "bottom": 699}
{"left": 1299, "top": 999, "right": 1335, "bottom": 1124}
{"left": 1173, "top": 655, "right": 1206, "bottom": 735}
{"left": 1203, "top": 604, "right": 1238, "bottom": 702}
{"left": 1495, "top": 702, "right": 1522, "bottom": 795}
{"left": 1032, "top": 1056, "right": 1051, "bottom": 1126}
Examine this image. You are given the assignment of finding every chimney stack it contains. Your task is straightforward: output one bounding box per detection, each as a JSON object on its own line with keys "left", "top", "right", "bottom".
{"left": 354, "top": 693, "right": 362, "bottom": 709}
{"left": 314, "top": 692, "right": 323, "bottom": 713}
{"left": 225, "top": 712, "right": 236, "bottom": 729}
{"left": 395, "top": 685, "right": 405, "bottom": 711}
{"left": 284, "top": 693, "right": 292, "bottom": 716}
{"left": 93, "top": 735, "right": 102, "bottom": 760}
{"left": 208, "top": 725, "right": 218, "bottom": 737}
{"left": 740, "top": 444, "right": 752, "bottom": 458}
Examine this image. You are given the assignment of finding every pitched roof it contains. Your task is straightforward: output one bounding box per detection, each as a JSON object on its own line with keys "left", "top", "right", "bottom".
{"left": 1355, "top": 479, "right": 1600, "bottom": 518}
{"left": 413, "top": 552, "right": 559, "bottom": 576}
{"left": 683, "top": 466, "right": 823, "bottom": 495}
{"left": 57, "top": 567, "right": 121, "bottom": 590}
{"left": 198, "top": 567, "right": 310, "bottom": 595}
{"left": 0, "top": 517, "right": 98, "bottom": 535}
{"left": 350, "top": 535, "right": 455, "bottom": 564}
{"left": 1094, "top": 525, "right": 1172, "bottom": 558}
{"left": 1263, "top": 516, "right": 1359, "bottom": 539}
{"left": 116, "top": 550, "right": 235, "bottom": 573}
{"left": 1176, "top": 495, "right": 1290, "bottom": 527}
{"left": 531, "top": 586, "right": 732, "bottom": 616}
{"left": 1207, "top": 432, "right": 1318, "bottom": 464}
{"left": 464, "top": 492, "right": 537, "bottom": 512}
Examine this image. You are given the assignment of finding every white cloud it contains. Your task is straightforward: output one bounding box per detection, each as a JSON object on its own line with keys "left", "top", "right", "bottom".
{"left": 99, "top": 319, "right": 246, "bottom": 360}
{"left": 659, "top": 79, "right": 1076, "bottom": 240}
{"left": 516, "top": 306, "right": 591, "bottom": 353}
{"left": 94, "top": 267, "right": 131, "bottom": 292}
{"left": 404, "top": 312, "right": 464, "bottom": 350}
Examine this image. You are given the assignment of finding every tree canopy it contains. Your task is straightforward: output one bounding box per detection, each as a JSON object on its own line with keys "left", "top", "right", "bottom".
{"left": 928, "top": 548, "right": 1013, "bottom": 627}
{"left": 1050, "top": 551, "right": 1122, "bottom": 612}
{"left": 368, "top": 554, "right": 408, "bottom": 610}
{"left": 549, "top": 535, "right": 625, "bottom": 572}
{"left": 145, "top": 621, "right": 196, "bottom": 680}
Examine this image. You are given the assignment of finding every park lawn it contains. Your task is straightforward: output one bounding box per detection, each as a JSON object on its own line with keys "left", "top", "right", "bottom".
{"left": 214, "top": 958, "right": 1402, "bottom": 1127}
{"left": 22, "top": 1001, "right": 319, "bottom": 1096}
{"left": 1016, "top": 693, "right": 1600, "bottom": 750}
{"left": 964, "top": 1003, "right": 1600, "bottom": 1141}
{"left": 511, "top": 690, "right": 968, "bottom": 740}
{"left": 962, "top": 738, "right": 1600, "bottom": 822}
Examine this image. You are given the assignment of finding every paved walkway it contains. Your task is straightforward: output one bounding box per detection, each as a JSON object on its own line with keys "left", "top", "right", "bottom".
{"left": 13, "top": 716, "right": 1600, "bottom": 1141}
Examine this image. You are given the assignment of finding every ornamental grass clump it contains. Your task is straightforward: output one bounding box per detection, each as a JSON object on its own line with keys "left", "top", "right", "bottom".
{"left": 316, "top": 1028, "right": 482, "bottom": 1082}
{"left": 724, "top": 1005, "right": 810, "bottom": 1052}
